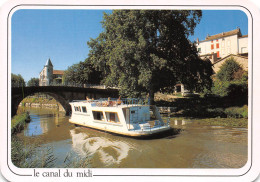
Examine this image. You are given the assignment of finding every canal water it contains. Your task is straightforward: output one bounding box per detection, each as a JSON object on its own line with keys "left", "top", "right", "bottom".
{"left": 16, "top": 107, "right": 248, "bottom": 168}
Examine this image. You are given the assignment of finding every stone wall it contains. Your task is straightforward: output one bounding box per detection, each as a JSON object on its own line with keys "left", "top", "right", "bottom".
{"left": 19, "top": 102, "right": 65, "bottom": 112}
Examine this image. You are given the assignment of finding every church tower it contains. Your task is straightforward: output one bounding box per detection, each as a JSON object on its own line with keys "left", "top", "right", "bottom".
{"left": 39, "top": 58, "right": 53, "bottom": 86}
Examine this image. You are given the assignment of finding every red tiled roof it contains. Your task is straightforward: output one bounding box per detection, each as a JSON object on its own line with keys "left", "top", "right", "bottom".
{"left": 205, "top": 29, "right": 242, "bottom": 41}
{"left": 53, "top": 70, "right": 64, "bottom": 75}
{"left": 240, "top": 35, "right": 248, "bottom": 38}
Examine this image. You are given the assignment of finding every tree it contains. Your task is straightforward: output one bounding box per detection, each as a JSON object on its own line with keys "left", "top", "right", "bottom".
{"left": 87, "top": 10, "right": 213, "bottom": 102}
{"left": 212, "top": 57, "right": 247, "bottom": 98}
{"left": 11, "top": 73, "right": 25, "bottom": 87}
{"left": 63, "top": 60, "right": 102, "bottom": 85}
{"left": 216, "top": 57, "right": 243, "bottom": 81}
{"left": 27, "top": 77, "right": 39, "bottom": 86}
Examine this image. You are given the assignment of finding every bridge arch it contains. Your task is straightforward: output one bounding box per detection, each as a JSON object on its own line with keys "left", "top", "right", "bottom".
{"left": 11, "top": 86, "right": 119, "bottom": 117}
{"left": 12, "top": 91, "right": 71, "bottom": 116}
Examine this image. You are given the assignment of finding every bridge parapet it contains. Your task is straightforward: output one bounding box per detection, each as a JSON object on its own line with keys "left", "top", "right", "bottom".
{"left": 11, "top": 86, "right": 119, "bottom": 117}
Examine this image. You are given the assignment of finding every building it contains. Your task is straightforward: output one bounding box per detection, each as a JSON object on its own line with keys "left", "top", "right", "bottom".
{"left": 53, "top": 70, "right": 64, "bottom": 85}
{"left": 39, "top": 58, "right": 64, "bottom": 86}
{"left": 174, "top": 28, "right": 248, "bottom": 95}
{"left": 196, "top": 28, "right": 248, "bottom": 64}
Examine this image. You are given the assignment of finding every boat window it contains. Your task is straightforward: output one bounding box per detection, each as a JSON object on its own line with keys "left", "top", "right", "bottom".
{"left": 105, "top": 112, "right": 120, "bottom": 123}
{"left": 93, "top": 111, "right": 104, "bottom": 121}
{"left": 82, "top": 106, "right": 87, "bottom": 113}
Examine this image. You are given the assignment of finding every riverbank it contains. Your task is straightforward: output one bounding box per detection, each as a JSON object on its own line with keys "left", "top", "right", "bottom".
{"left": 11, "top": 112, "right": 31, "bottom": 135}
{"left": 167, "top": 117, "right": 248, "bottom": 128}
{"left": 155, "top": 93, "right": 248, "bottom": 119}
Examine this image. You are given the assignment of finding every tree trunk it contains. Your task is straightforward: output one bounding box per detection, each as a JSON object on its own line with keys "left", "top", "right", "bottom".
{"left": 149, "top": 85, "right": 155, "bottom": 105}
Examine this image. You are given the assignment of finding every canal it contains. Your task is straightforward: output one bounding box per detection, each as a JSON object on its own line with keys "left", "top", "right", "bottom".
{"left": 16, "top": 107, "right": 248, "bottom": 168}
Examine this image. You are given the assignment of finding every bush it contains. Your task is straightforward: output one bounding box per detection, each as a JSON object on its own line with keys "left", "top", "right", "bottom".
{"left": 211, "top": 80, "right": 230, "bottom": 97}
{"left": 211, "top": 56, "right": 248, "bottom": 100}
{"left": 211, "top": 79, "right": 248, "bottom": 99}
{"left": 224, "top": 105, "right": 248, "bottom": 118}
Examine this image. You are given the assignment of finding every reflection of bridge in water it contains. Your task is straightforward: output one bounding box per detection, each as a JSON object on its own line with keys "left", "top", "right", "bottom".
{"left": 11, "top": 86, "right": 119, "bottom": 116}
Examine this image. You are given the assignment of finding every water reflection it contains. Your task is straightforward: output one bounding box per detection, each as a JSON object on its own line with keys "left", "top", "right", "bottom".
{"left": 24, "top": 109, "right": 67, "bottom": 137}
{"left": 173, "top": 119, "right": 192, "bottom": 126}
{"left": 24, "top": 115, "right": 43, "bottom": 136}
{"left": 70, "top": 128, "right": 135, "bottom": 166}
{"left": 18, "top": 108, "right": 248, "bottom": 168}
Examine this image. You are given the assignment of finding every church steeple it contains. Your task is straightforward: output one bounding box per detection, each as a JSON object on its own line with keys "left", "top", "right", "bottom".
{"left": 45, "top": 58, "right": 53, "bottom": 67}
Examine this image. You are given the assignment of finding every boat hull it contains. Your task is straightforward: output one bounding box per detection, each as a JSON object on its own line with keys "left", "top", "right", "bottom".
{"left": 69, "top": 120, "right": 172, "bottom": 138}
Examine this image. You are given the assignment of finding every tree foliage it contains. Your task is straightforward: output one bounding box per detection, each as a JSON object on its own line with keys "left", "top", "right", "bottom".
{"left": 11, "top": 73, "right": 25, "bottom": 87}
{"left": 63, "top": 60, "right": 102, "bottom": 85}
{"left": 216, "top": 57, "right": 243, "bottom": 81}
{"left": 27, "top": 77, "right": 39, "bottom": 86}
{"left": 87, "top": 10, "right": 213, "bottom": 100}
{"left": 212, "top": 57, "right": 248, "bottom": 98}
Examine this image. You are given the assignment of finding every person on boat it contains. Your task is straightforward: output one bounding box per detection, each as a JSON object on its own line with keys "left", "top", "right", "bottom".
{"left": 117, "top": 96, "right": 122, "bottom": 105}
{"left": 108, "top": 97, "right": 113, "bottom": 106}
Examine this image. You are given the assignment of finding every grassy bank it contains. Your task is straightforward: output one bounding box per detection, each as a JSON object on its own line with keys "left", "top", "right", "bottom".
{"left": 11, "top": 136, "right": 57, "bottom": 168}
{"left": 155, "top": 93, "right": 248, "bottom": 119}
{"left": 12, "top": 136, "right": 92, "bottom": 168}
{"left": 11, "top": 112, "right": 31, "bottom": 135}
{"left": 180, "top": 105, "right": 248, "bottom": 118}
{"left": 169, "top": 117, "right": 247, "bottom": 128}
{"left": 196, "top": 118, "right": 248, "bottom": 128}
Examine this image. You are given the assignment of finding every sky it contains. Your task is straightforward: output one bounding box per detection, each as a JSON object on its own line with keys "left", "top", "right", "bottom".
{"left": 11, "top": 9, "right": 248, "bottom": 82}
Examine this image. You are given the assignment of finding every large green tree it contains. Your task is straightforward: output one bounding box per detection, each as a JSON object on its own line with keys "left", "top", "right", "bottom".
{"left": 63, "top": 60, "right": 102, "bottom": 85}
{"left": 27, "top": 77, "right": 39, "bottom": 86}
{"left": 11, "top": 73, "right": 26, "bottom": 87}
{"left": 87, "top": 10, "right": 213, "bottom": 102}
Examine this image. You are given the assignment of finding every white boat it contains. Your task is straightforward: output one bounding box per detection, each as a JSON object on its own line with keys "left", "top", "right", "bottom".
{"left": 69, "top": 97, "right": 171, "bottom": 137}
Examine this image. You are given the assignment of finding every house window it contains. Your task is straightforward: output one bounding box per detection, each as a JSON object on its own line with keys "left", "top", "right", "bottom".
{"left": 217, "top": 51, "right": 220, "bottom": 58}
{"left": 216, "top": 39, "right": 218, "bottom": 42}
{"left": 198, "top": 48, "right": 201, "bottom": 53}
{"left": 227, "top": 40, "right": 231, "bottom": 47}
{"left": 211, "top": 40, "right": 213, "bottom": 43}
{"left": 211, "top": 44, "right": 214, "bottom": 50}
{"left": 216, "top": 43, "right": 219, "bottom": 49}
{"left": 221, "top": 49, "right": 225, "bottom": 56}
{"left": 222, "top": 41, "right": 225, "bottom": 47}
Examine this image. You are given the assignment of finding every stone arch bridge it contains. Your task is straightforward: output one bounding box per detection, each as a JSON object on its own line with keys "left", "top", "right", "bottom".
{"left": 11, "top": 86, "right": 119, "bottom": 117}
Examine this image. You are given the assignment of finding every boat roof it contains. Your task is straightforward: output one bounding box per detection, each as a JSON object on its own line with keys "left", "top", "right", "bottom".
{"left": 69, "top": 98, "right": 150, "bottom": 108}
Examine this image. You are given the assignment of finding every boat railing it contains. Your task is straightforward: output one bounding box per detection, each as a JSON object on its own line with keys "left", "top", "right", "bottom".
{"left": 96, "top": 98, "right": 150, "bottom": 107}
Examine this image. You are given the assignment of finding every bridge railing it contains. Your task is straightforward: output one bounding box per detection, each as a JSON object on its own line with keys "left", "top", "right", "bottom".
{"left": 12, "top": 83, "right": 118, "bottom": 89}
{"left": 49, "top": 83, "right": 111, "bottom": 89}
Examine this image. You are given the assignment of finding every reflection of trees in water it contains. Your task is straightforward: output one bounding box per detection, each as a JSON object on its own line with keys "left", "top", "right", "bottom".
{"left": 70, "top": 129, "right": 135, "bottom": 166}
